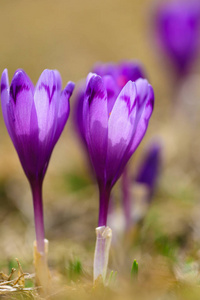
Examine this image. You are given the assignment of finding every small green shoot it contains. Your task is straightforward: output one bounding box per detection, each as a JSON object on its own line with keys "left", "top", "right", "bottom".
{"left": 131, "top": 259, "right": 138, "bottom": 279}
{"left": 68, "top": 258, "right": 82, "bottom": 280}
{"left": 107, "top": 270, "right": 117, "bottom": 286}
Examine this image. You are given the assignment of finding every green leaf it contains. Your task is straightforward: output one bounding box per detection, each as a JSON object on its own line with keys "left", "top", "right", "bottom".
{"left": 108, "top": 270, "right": 117, "bottom": 285}
{"left": 131, "top": 259, "right": 138, "bottom": 279}
{"left": 68, "top": 258, "right": 82, "bottom": 280}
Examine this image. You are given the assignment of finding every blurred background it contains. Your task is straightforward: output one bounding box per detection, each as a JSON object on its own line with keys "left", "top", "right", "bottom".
{"left": 1, "top": 0, "right": 200, "bottom": 298}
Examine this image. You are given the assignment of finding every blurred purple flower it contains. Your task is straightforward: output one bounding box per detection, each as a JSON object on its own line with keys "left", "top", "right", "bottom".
{"left": 135, "top": 140, "right": 162, "bottom": 201}
{"left": 154, "top": 0, "right": 200, "bottom": 76}
{"left": 82, "top": 73, "right": 154, "bottom": 226}
{"left": 119, "top": 140, "right": 162, "bottom": 231}
{"left": 1, "top": 69, "right": 74, "bottom": 252}
{"left": 93, "top": 60, "right": 146, "bottom": 89}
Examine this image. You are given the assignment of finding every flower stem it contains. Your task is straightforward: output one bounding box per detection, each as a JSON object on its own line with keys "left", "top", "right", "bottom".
{"left": 93, "top": 226, "right": 112, "bottom": 284}
{"left": 31, "top": 180, "right": 45, "bottom": 253}
{"left": 34, "top": 239, "right": 50, "bottom": 293}
{"left": 98, "top": 185, "right": 111, "bottom": 227}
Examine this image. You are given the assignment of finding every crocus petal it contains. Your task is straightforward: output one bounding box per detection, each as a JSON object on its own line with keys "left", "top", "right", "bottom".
{"left": 1, "top": 70, "right": 38, "bottom": 177}
{"left": 53, "top": 81, "right": 75, "bottom": 145}
{"left": 84, "top": 74, "right": 108, "bottom": 183}
{"left": 9, "top": 69, "right": 34, "bottom": 137}
{"left": 102, "top": 75, "right": 119, "bottom": 116}
{"left": 111, "top": 80, "right": 154, "bottom": 186}
{"left": 136, "top": 79, "right": 149, "bottom": 105}
{"left": 73, "top": 81, "right": 87, "bottom": 145}
{"left": 34, "top": 69, "right": 61, "bottom": 143}
{"left": 3, "top": 70, "right": 38, "bottom": 178}
{"left": 31, "top": 72, "right": 74, "bottom": 180}
{"left": 129, "top": 83, "right": 154, "bottom": 155}
{"left": 33, "top": 70, "right": 64, "bottom": 179}
{"left": 86, "top": 72, "right": 95, "bottom": 86}
{"left": 106, "top": 81, "right": 137, "bottom": 184}
{"left": 54, "top": 70, "right": 62, "bottom": 91}
{"left": 1, "top": 69, "right": 10, "bottom": 135}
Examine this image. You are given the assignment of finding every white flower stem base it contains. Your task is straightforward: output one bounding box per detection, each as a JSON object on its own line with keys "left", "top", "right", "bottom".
{"left": 33, "top": 239, "right": 50, "bottom": 293}
{"left": 93, "top": 226, "right": 112, "bottom": 284}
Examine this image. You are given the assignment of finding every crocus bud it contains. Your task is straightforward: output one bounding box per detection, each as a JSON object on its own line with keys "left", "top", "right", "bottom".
{"left": 83, "top": 73, "right": 154, "bottom": 226}
{"left": 1, "top": 69, "right": 75, "bottom": 253}
{"left": 74, "top": 60, "right": 146, "bottom": 147}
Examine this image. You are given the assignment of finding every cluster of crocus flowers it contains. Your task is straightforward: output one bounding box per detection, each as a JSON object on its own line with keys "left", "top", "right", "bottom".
{"left": 77, "top": 69, "right": 154, "bottom": 282}
{"left": 0, "top": 60, "right": 155, "bottom": 287}
{"left": 153, "top": 0, "right": 200, "bottom": 78}
{"left": 1, "top": 69, "right": 74, "bottom": 288}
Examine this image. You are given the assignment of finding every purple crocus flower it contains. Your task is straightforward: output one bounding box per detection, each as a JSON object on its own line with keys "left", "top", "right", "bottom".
{"left": 83, "top": 73, "right": 154, "bottom": 227}
{"left": 154, "top": 0, "right": 200, "bottom": 76}
{"left": 1, "top": 69, "right": 74, "bottom": 253}
{"left": 77, "top": 67, "right": 154, "bottom": 283}
{"left": 74, "top": 60, "right": 146, "bottom": 148}
{"left": 135, "top": 140, "right": 162, "bottom": 201}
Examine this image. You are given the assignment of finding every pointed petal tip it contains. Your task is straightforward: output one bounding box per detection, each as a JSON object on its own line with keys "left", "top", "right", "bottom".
{"left": 125, "top": 80, "right": 136, "bottom": 88}
{"left": 1, "top": 69, "right": 9, "bottom": 93}
{"left": 13, "top": 69, "right": 29, "bottom": 79}
{"left": 148, "top": 85, "right": 155, "bottom": 107}
{"left": 135, "top": 79, "right": 155, "bottom": 110}
{"left": 86, "top": 72, "right": 100, "bottom": 85}
{"left": 53, "top": 70, "right": 62, "bottom": 90}
{"left": 38, "top": 69, "right": 56, "bottom": 82}
{"left": 12, "top": 69, "right": 31, "bottom": 83}
{"left": 37, "top": 69, "right": 63, "bottom": 90}
{"left": 85, "top": 74, "right": 107, "bottom": 106}
{"left": 10, "top": 69, "right": 34, "bottom": 103}
{"left": 2, "top": 68, "right": 8, "bottom": 77}
{"left": 135, "top": 78, "right": 149, "bottom": 90}
{"left": 41, "top": 68, "right": 52, "bottom": 74}
{"left": 43, "top": 68, "right": 61, "bottom": 77}
{"left": 122, "top": 80, "right": 137, "bottom": 98}
{"left": 88, "top": 72, "right": 96, "bottom": 77}
{"left": 87, "top": 73, "right": 103, "bottom": 88}
{"left": 148, "top": 84, "right": 154, "bottom": 98}
{"left": 35, "top": 69, "right": 62, "bottom": 104}
{"left": 64, "top": 81, "right": 75, "bottom": 97}
{"left": 39, "top": 69, "right": 56, "bottom": 80}
{"left": 143, "top": 86, "right": 154, "bottom": 121}
{"left": 118, "top": 80, "right": 137, "bottom": 110}
{"left": 67, "top": 81, "right": 75, "bottom": 92}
